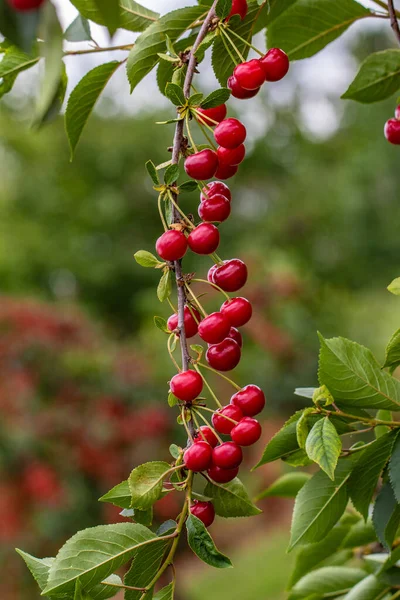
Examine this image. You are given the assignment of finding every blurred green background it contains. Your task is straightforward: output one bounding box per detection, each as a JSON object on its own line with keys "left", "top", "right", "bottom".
{"left": 1, "top": 22, "right": 400, "bottom": 600}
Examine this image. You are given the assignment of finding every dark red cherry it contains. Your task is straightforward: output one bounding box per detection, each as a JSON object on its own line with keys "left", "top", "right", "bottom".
{"left": 197, "top": 104, "right": 227, "bottom": 126}
{"left": 215, "top": 163, "right": 239, "bottom": 180}
{"left": 156, "top": 230, "right": 188, "bottom": 261}
{"left": 190, "top": 500, "right": 215, "bottom": 527}
{"left": 198, "top": 312, "right": 231, "bottom": 345}
{"left": 206, "top": 338, "right": 241, "bottom": 371}
{"left": 217, "top": 144, "right": 246, "bottom": 166}
{"left": 198, "top": 193, "right": 231, "bottom": 222}
{"left": 234, "top": 59, "right": 265, "bottom": 90}
{"left": 201, "top": 181, "right": 231, "bottom": 202}
{"left": 213, "top": 259, "right": 248, "bottom": 292}
{"left": 184, "top": 441, "right": 212, "bottom": 472}
{"left": 212, "top": 405, "right": 243, "bottom": 435}
{"left": 227, "top": 75, "right": 260, "bottom": 99}
{"left": 212, "top": 441, "right": 243, "bottom": 469}
{"left": 384, "top": 118, "right": 400, "bottom": 144}
{"left": 231, "top": 417, "right": 262, "bottom": 446}
{"left": 220, "top": 297, "right": 252, "bottom": 327}
{"left": 214, "top": 118, "right": 246, "bottom": 149}
{"left": 7, "top": 0, "right": 44, "bottom": 10}
{"left": 167, "top": 306, "right": 201, "bottom": 338}
{"left": 188, "top": 223, "right": 220, "bottom": 255}
{"left": 227, "top": 0, "right": 247, "bottom": 21}
{"left": 227, "top": 326, "right": 242, "bottom": 348}
{"left": 207, "top": 464, "right": 239, "bottom": 483}
{"left": 259, "top": 48, "right": 289, "bottom": 82}
{"left": 230, "top": 384, "right": 265, "bottom": 416}
{"left": 170, "top": 370, "right": 203, "bottom": 402}
{"left": 184, "top": 149, "right": 219, "bottom": 180}
{"left": 194, "top": 426, "right": 219, "bottom": 448}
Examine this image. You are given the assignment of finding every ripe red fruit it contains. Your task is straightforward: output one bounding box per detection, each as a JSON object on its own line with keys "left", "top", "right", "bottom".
{"left": 198, "top": 312, "right": 231, "bottom": 344}
{"left": 190, "top": 500, "right": 215, "bottom": 527}
{"left": 201, "top": 181, "right": 231, "bottom": 202}
{"left": 228, "top": 326, "right": 242, "bottom": 348}
{"left": 234, "top": 59, "right": 265, "bottom": 90}
{"left": 212, "top": 442, "right": 243, "bottom": 469}
{"left": 197, "top": 104, "right": 227, "bottom": 125}
{"left": 230, "top": 384, "right": 265, "bottom": 416}
{"left": 215, "top": 163, "right": 239, "bottom": 180}
{"left": 259, "top": 48, "right": 289, "bottom": 82}
{"left": 194, "top": 426, "right": 219, "bottom": 448}
{"left": 167, "top": 306, "right": 201, "bottom": 338}
{"left": 231, "top": 417, "right": 262, "bottom": 446}
{"left": 188, "top": 223, "right": 220, "bottom": 255}
{"left": 214, "top": 118, "right": 246, "bottom": 149}
{"left": 208, "top": 263, "right": 219, "bottom": 283}
{"left": 227, "top": 0, "right": 248, "bottom": 20}
{"left": 7, "top": 0, "right": 44, "bottom": 10}
{"left": 212, "top": 404, "right": 243, "bottom": 434}
{"left": 207, "top": 464, "right": 239, "bottom": 483}
{"left": 217, "top": 144, "right": 246, "bottom": 167}
{"left": 220, "top": 297, "right": 252, "bottom": 327}
{"left": 206, "top": 338, "right": 241, "bottom": 371}
{"left": 156, "top": 230, "right": 187, "bottom": 261}
{"left": 184, "top": 149, "right": 219, "bottom": 180}
{"left": 227, "top": 75, "right": 260, "bottom": 99}
{"left": 170, "top": 370, "right": 203, "bottom": 402}
{"left": 213, "top": 259, "right": 248, "bottom": 292}
{"left": 184, "top": 441, "right": 213, "bottom": 472}
{"left": 384, "top": 118, "right": 400, "bottom": 145}
{"left": 198, "top": 193, "right": 231, "bottom": 222}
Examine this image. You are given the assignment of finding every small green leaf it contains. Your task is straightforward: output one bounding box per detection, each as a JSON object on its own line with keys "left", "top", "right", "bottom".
{"left": 383, "top": 329, "right": 400, "bottom": 373}
{"left": 164, "top": 163, "right": 180, "bottom": 185}
{"left": 179, "top": 180, "right": 198, "bottom": 192}
{"left": 375, "top": 410, "right": 392, "bottom": 438}
{"left": 294, "top": 388, "right": 317, "bottom": 399}
{"left": 389, "top": 432, "right": 400, "bottom": 502}
{"left": 216, "top": 0, "right": 232, "bottom": 19}
{"left": 283, "top": 449, "right": 313, "bottom": 467}
{"left": 312, "top": 384, "right": 334, "bottom": 407}
{"left": 131, "top": 507, "right": 153, "bottom": 526}
{"left": 341, "top": 518, "right": 377, "bottom": 549}
{"left": 169, "top": 444, "right": 181, "bottom": 459}
{"left": 288, "top": 567, "right": 366, "bottom": 600}
{"left": 305, "top": 417, "right": 342, "bottom": 480}
{"left": 255, "top": 472, "right": 310, "bottom": 501}
{"left": 168, "top": 392, "right": 179, "bottom": 407}
{"left": 64, "top": 15, "right": 91, "bottom": 42}
{"left": 188, "top": 92, "right": 204, "bottom": 106}
{"left": 157, "top": 520, "right": 177, "bottom": 537}
{"left": 157, "top": 270, "right": 172, "bottom": 302}
{"left": 154, "top": 582, "right": 174, "bottom": 600}
{"left": 128, "top": 461, "right": 172, "bottom": 510}
{"left": 200, "top": 88, "right": 231, "bottom": 109}
{"left": 165, "top": 82, "right": 186, "bottom": 106}
{"left": 204, "top": 477, "right": 262, "bottom": 518}
{"left": 342, "top": 50, "right": 400, "bottom": 104}
{"left": 146, "top": 160, "right": 159, "bottom": 185}
{"left": 154, "top": 316, "right": 170, "bottom": 333}
{"left": 340, "top": 574, "right": 389, "bottom": 600}
{"left": 99, "top": 480, "right": 131, "bottom": 509}
{"left": 186, "top": 514, "right": 232, "bottom": 569}
{"left": 372, "top": 482, "right": 400, "bottom": 550}
{"left": 190, "top": 344, "right": 204, "bottom": 360}
{"left": 134, "top": 250, "right": 161, "bottom": 268}
{"left": 388, "top": 277, "right": 400, "bottom": 295}
{"left": 69, "top": 0, "right": 158, "bottom": 33}
{"left": 296, "top": 408, "right": 313, "bottom": 449}
{"left": 92, "top": 0, "right": 120, "bottom": 35}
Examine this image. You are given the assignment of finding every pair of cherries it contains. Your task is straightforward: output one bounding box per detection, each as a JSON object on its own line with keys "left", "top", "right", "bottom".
{"left": 384, "top": 105, "right": 400, "bottom": 145}
{"left": 228, "top": 48, "right": 289, "bottom": 100}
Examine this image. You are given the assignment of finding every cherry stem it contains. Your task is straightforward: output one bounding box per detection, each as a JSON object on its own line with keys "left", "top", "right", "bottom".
{"left": 220, "top": 27, "right": 245, "bottom": 63}
{"left": 191, "top": 411, "right": 207, "bottom": 441}
{"left": 181, "top": 406, "right": 195, "bottom": 442}
{"left": 193, "top": 107, "right": 220, "bottom": 127}
{"left": 167, "top": 297, "right": 177, "bottom": 313}
{"left": 184, "top": 283, "right": 208, "bottom": 317}
{"left": 197, "top": 120, "right": 218, "bottom": 150}
{"left": 198, "top": 362, "right": 242, "bottom": 390}
{"left": 186, "top": 302, "right": 201, "bottom": 324}
{"left": 193, "top": 408, "right": 223, "bottom": 443}
{"left": 168, "top": 334, "right": 182, "bottom": 372}
{"left": 219, "top": 28, "right": 238, "bottom": 65}
{"left": 193, "top": 364, "right": 223, "bottom": 408}
{"left": 158, "top": 194, "right": 169, "bottom": 232}
{"left": 197, "top": 404, "right": 238, "bottom": 424}
{"left": 167, "top": 190, "right": 195, "bottom": 229}
{"left": 227, "top": 27, "right": 264, "bottom": 57}
{"left": 192, "top": 278, "right": 231, "bottom": 300}
{"left": 185, "top": 113, "right": 198, "bottom": 153}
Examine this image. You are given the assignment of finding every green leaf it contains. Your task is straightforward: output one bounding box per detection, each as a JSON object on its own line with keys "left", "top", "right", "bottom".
{"left": 294, "top": 388, "right": 317, "bottom": 400}
{"left": 379, "top": 545, "right": 400, "bottom": 571}
{"left": 255, "top": 472, "right": 311, "bottom": 501}
{"left": 389, "top": 433, "right": 400, "bottom": 502}
{"left": 200, "top": 88, "right": 231, "bottom": 109}
{"left": 383, "top": 329, "right": 400, "bottom": 373}
{"left": 288, "top": 567, "right": 367, "bottom": 600}
{"left": 348, "top": 432, "right": 396, "bottom": 520}
{"left": 156, "top": 34, "right": 196, "bottom": 97}
{"left": 131, "top": 508, "right": 153, "bottom": 527}
{"left": 179, "top": 180, "right": 198, "bottom": 192}
{"left": 92, "top": 0, "right": 120, "bottom": 35}
{"left": 64, "top": 15, "right": 91, "bottom": 42}
{"left": 157, "top": 520, "right": 177, "bottom": 537}
{"left": 341, "top": 518, "right": 377, "bottom": 549}
{"left": 168, "top": 392, "right": 179, "bottom": 407}
{"left": 283, "top": 449, "right": 313, "bottom": 467}
{"left": 188, "top": 92, "right": 204, "bottom": 106}
{"left": 165, "top": 82, "right": 186, "bottom": 106}
{"left": 134, "top": 250, "right": 161, "bottom": 268}
{"left": 69, "top": 0, "right": 158, "bottom": 33}
{"left": 128, "top": 461, "right": 171, "bottom": 510}
{"left": 99, "top": 480, "right": 131, "bottom": 509}
{"left": 164, "top": 163, "right": 180, "bottom": 185}
{"left": 305, "top": 418, "right": 341, "bottom": 480}
{"left": 204, "top": 477, "right": 262, "bottom": 518}
{"left": 154, "top": 316, "right": 170, "bottom": 333}
{"left": 267, "top": 0, "right": 370, "bottom": 61}
{"left": 318, "top": 334, "right": 400, "bottom": 411}
{"left": 375, "top": 410, "right": 392, "bottom": 439}
{"left": 254, "top": 0, "right": 299, "bottom": 33}
{"left": 216, "top": 0, "right": 233, "bottom": 19}
{"left": 157, "top": 270, "right": 172, "bottom": 303}
{"left": 16, "top": 550, "right": 54, "bottom": 593}
{"left": 342, "top": 50, "right": 400, "bottom": 104}
{"left": 145, "top": 160, "right": 159, "bottom": 185}
{"left": 124, "top": 537, "right": 168, "bottom": 600}
{"left": 372, "top": 482, "right": 400, "bottom": 550}
{"left": 186, "top": 515, "right": 232, "bottom": 569}
{"left": 169, "top": 444, "right": 180, "bottom": 459}
{"left": 341, "top": 574, "right": 389, "bottom": 600}
{"left": 154, "top": 583, "right": 174, "bottom": 600}
{"left": 388, "top": 277, "right": 400, "bottom": 296}
{"left": 0, "top": 44, "right": 38, "bottom": 80}
{"left": 296, "top": 408, "right": 313, "bottom": 449}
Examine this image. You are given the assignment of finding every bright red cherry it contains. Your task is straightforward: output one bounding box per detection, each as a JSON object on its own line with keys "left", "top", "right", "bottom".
{"left": 194, "top": 426, "right": 219, "bottom": 448}
{"left": 185, "top": 149, "right": 219, "bottom": 180}
{"left": 197, "top": 104, "right": 227, "bottom": 126}
{"left": 384, "top": 118, "right": 400, "bottom": 144}
{"left": 259, "top": 48, "right": 289, "bottom": 82}
{"left": 227, "top": 326, "right": 242, "bottom": 348}
{"left": 214, "top": 118, "right": 246, "bottom": 149}
{"left": 207, "top": 464, "right": 239, "bottom": 483}
{"left": 215, "top": 163, "right": 239, "bottom": 180}
{"left": 198, "top": 194, "right": 231, "bottom": 222}
{"left": 231, "top": 417, "right": 262, "bottom": 446}
{"left": 201, "top": 181, "right": 231, "bottom": 202}
{"left": 156, "top": 230, "right": 187, "bottom": 262}
{"left": 198, "top": 312, "right": 231, "bottom": 344}
{"left": 220, "top": 297, "right": 252, "bottom": 327}
{"left": 188, "top": 223, "right": 220, "bottom": 255}
{"left": 170, "top": 370, "right": 203, "bottom": 402}
{"left": 208, "top": 263, "right": 219, "bottom": 283}
{"left": 213, "top": 259, "right": 248, "bottom": 292}
{"left": 230, "top": 384, "right": 265, "bottom": 416}
{"left": 227, "top": 0, "right": 248, "bottom": 20}
{"left": 234, "top": 59, "right": 265, "bottom": 90}
{"left": 167, "top": 306, "right": 201, "bottom": 338}
{"left": 212, "top": 405, "right": 243, "bottom": 434}
{"left": 7, "top": 0, "right": 44, "bottom": 10}
{"left": 206, "top": 338, "right": 241, "bottom": 371}
{"left": 217, "top": 144, "right": 246, "bottom": 167}
{"left": 227, "top": 75, "right": 260, "bottom": 99}
{"left": 212, "top": 441, "right": 243, "bottom": 469}
{"left": 184, "top": 441, "right": 212, "bottom": 472}
{"left": 190, "top": 500, "right": 215, "bottom": 527}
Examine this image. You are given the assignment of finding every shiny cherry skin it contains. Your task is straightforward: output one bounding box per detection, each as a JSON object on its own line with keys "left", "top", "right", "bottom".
{"left": 190, "top": 500, "right": 215, "bottom": 527}
{"left": 227, "top": 0, "right": 248, "bottom": 20}
{"left": 230, "top": 384, "right": 265, "bottom": 416}
{"left": 228, "top": 326, "right": 242, "bottom": 348}
{"left": 156, "top": 230, "right": 187, "bottom": 261}
{"left": 188, "top": 223, "right": 220, "bottom": 255}
{"left": 167, "top": 306, "right": 200, "bottom": 338}
{"left": 214, "top": 118, "right": 246, "bottom": 149}
{"left": 194, "top": 426, "right": 219, "bottom": 448}
{"left": 213, "top": 259, "right": 248, "bottom": 292}
{"left": 384, "top": 118, "right": 400, "bottom": 144}
{"left": 259, "top": 48, "right": 289, "bottom": 82}
{"left": 220, "top": 297, "right": 252, "bottom": 327}
{"left": 185, "top": 149, "right": 219, "bottom": 180}
{"left": 184, "top": 441, "right": 213, "bottom": 472}
{"left": 196, "top": 104, "right": 227, "bottom": 126}
{"left": 234, "top": 59, "right": 265, "bottom": 90}
{"left": 212, "top": 441, "right": 243, "bottom": 469}
{"left": 7, "top": 0, "right": 44, "bottom": 10}
{"left": 198, "top": 312, "right": 231, "bottom": 344}
{"left": 170, "top": 370, "right": 203, "bottom": 402}
{"left": 212, "top": 404, "right": 243, "bottom": 435}
{"left": 215, "top": 163, "right": 239, "bottom": 180}
{"left": 231, "top": 417, "right": 262, "bottom": 446}
{"left": 198, "top": 194, "right": 231, "bottom": 222}
{"left": 217, "top": 144, "right": 246, "bottom": 167}
{"left": 227, "top": 75, "right": 260, "bottom": 99}
{"left": 208, "top": 263, "right": 219, "bottom": 283}
{"left": 207, "top": 464, "right": 239, "bottom": 483}
{"left": 201, "top": 181, "right": 231, "bottom": 202}
{"left": 206, "top": 338, "right": 241, "bottom": 371}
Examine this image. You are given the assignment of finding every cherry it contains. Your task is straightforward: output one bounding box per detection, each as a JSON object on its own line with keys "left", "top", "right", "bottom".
{"left": 190, "top": 500, "right": 215, "bottom": 527}
{"left": 231, "top": 417, "right": 262, "bottom": 446}
{"left": 214, "top": 118, "right": 246, "bottom": 149}
{"left": 230, "top": 384, "right": 265, "bottom": 416}
{"left": 206, "top": 338, "right": 241, "bottom": 371}
{"left": 384, "top": 118, "right": 400, "bottom": 145}
{"left": 197, "top": 104, "right": 227, "bottom": 126}
{"left": 7, "top": 0, "right": 44, "bottom": 10}
{"left": 194, "top": 426, "right": 219, "bottom": 448}
{"left": 198, "top": 194, "right": 231, "bottom": 222}
{"left": 227, "top": 75, "right": 260, "bottom": 100}
{"left": 212, "top": 404, "right": 243, "bottom": 434}
{"left": 198, "top": 312, "right": 231, "bottom": 344}
{"left": 220, "top": 297, "right": 252, "bottom": 327}
{"left": 184, "top": 149, "right": 219, "bottom": 180}
{"left": 217, "top": 144, "right": 246, "bottom": 167}
{"left": 201, "top": 181, "right": 231, "bottom": 202}
{"left": 156, "top": 230, "right": 187, "bottom": 262}
{"left": 227, "top": 0, "right": 248, "bottom": 21}
{"left": 215, "top": 163, "right": 239, "bottom": 181}
{"left": 208, "top": 264, "right": 219, "bottom": 283}
{"left": 188, "top": 223, "right": 220, "bottom": 255}
{"left": 234, "top": 59, "right": 265, "bottom": 91}
{"left": 259, "top": 48, "right": 289, "bottom": 82}
{"left": 170, "top": 370, "right": 203, "bottom": 402}
{"left": 213, "top": 259, "right": 248, "bottom": 292}
{"left": 167, "top": 306, "right": 201, "bottom": 338}
{"left": 228, "top": 326, "right": 242, "bottom": 348}
{"left": 212, "top": 441, "right": 243, "bottom": 469}
{"left": 184, "top": 441, "right": 212, "bottom": 472}
{"left": 207, "top": 464, "right": 239, "bottom": 483}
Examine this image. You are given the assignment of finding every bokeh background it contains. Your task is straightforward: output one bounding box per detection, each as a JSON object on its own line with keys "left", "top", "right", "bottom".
{"left": 1, "top": 1, "right": 400, "bottom": 597}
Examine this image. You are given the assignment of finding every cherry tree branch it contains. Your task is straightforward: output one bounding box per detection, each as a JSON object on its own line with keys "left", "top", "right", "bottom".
{"left": 388, "top": 0, "right": 400, "bottom": 44}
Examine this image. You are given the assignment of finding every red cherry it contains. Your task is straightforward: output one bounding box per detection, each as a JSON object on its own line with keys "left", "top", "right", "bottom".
{"left": 227, "top": 75, "right": 260, "bottom": 100}
{"left": 156, "top": 230, "right": 187, "bottom": 262}
{"left": 7, "top": 0, "right": 44, "bottom": 10}
{"left": 384, "top": 119, "right": 400, "bottom": 144}
{"left": 194, "top": 426, "right": 219, "bottom": 448}
{"left": 215, "top": 163, "right": 239, "bottom": 180}
{"left": 208, "top": 264, "right": 219, "bottom": 283}
{"left": 198, "top": 312, "right": 231, "bottom": 344}
{"left": 212, "top": 405, "right": 243, "bottom": 434}
{"left": 197, "top": 104, "right": 227, "bottom": 126}
{"left": 217, "top": 144, "right": 246, "bottom": 167}
{"left": 170, "top": 370, "right": 203, "bottom": 402}
{"left": 231, "top": 417, "right": 262, "bottom": 446}
{"left": 207, "top": 464, "right": 239, "bottom": 483}
{"left": 227, "top": 0, "right": 248, "bottom": 20}
{"left": 214, "top": 118, "right": 246, "bottom": 149}
{"left": 188, "top": 223, "right": 220, "bottom": 255}
{"left": 212, "top": 442, "right": 243, "bottom": 469}
{"left": 190, "top": 500, "right": 215, "bottom": 527}
{"left": 201, "top": 181, "right": 231, "bottom": 202}
{"left": 220, "top": 297, "right": 252, "bottom": 327}
{"left": 259, "top": 48, "right": 289, "bottom": 82}
{"left": 230, "top": 384, "right": 265, "bottom": 416}
{"left": 184, "top": 441, "right": 212, "bottom": 472}
{"left": 167, "top": 306, "right": 201, "bottom": 338}
{"left": 234, "top": 60, "right": 265, "bottom": 91}
{"left": 185, "top": 149, "right": 219, "bottom": 180}
{"left": 227, "top": 326, "right": 242, "bottom": 348}
{"left": 395, "top": 105, "right": 400, "bottom": 120}
{"left": 198, "top": 194, "right": 231, "bottom": 222}
{"left": 206, "top": 338, "right": 241, "bottom": 371}
{"left": 213, "top": 259, "right": 248, "bottom": 292}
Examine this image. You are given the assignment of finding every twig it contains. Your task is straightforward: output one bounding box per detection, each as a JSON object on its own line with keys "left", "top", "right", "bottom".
{"left": 388, "top": 0, "right": 400, "bottom": 44}
{"left": 64, "top": 44, "right": 134, "bottom": 56}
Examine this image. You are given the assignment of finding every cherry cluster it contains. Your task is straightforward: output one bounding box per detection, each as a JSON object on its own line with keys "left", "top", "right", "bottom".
{"left": 384, "top": 105, "right": 400, "bottom": 145}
